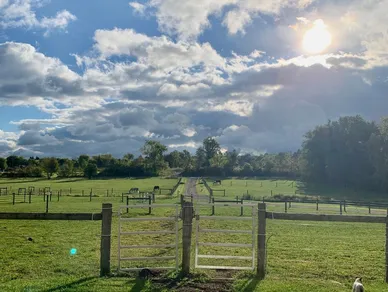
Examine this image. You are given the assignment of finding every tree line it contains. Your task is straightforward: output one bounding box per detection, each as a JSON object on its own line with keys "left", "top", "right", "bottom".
{"left": 1, "top": 115, "right": 388, "bottom": 194}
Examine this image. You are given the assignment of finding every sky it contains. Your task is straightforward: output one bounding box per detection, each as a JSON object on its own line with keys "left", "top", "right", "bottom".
{"left": 1, "top": 0, "right": 388, "bottom": 158}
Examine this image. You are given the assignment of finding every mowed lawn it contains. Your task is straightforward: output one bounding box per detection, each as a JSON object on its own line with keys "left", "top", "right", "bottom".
{"left": 1, "top": 178, "right": 388, "bottom": 291}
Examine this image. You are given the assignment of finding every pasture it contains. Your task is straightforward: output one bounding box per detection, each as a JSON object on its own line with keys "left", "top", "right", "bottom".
{"left": 0, "top": 177, "right": 388, "bottom": 291}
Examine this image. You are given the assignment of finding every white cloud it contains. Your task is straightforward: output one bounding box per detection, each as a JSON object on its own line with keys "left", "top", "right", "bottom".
{"left": 0, "top": 0, "right": 76, "bottom": 35}
{"left": 145, "top": 0, "right": 317, "bottom": 39}
{"left": 129, "top": 2, "right": 147, "bottom": 15}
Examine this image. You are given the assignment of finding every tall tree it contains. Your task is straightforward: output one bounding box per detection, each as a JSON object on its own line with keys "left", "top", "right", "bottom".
{"left": 78, "top": 155, "right": 89, "bottom": 169}
{"left": 203, "top": 137, "right": 221, "bottom": 166}
{"left": 0, "top": 158, "right": 7, "bottom": 171}
{"left": 84, "top": 162, "right": 98, "bottom": 179}
{"left": 141, "top": 140, "right": 168, "bottom": 174}
{"left": 41, "top": 158, "right": 59, "bottom": 179}
{"left": 59, "top": 159, "right": 74, "bottom": 177}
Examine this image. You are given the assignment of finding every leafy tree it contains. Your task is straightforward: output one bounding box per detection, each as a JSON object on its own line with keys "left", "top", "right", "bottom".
{"left": 84, "top": 162, "right": 98, "bottom": 179}
{"left": 203, "top": 137, "right": 221, "bottom": 166}
{"left": 6, "top": 155, "right": 28, "bottom": 168}
{"left": 123, "top": 153, "right": 134, "bottom": 163}
{"left": 41, "top": 158, "right": 59, "bottom": 179}
{"left": 195, "top": 147, "right": 207, "bottom": 169}
{"left": 141, "top": 140, "right": 168, "bottom": 174}
{"left": 78, "top": 155, "right": 89, "bottom": 169}
{"left": 59, "top": 160, "right": 74, "bottom": 177}
{"left": 0, "top": 158, "right": 7, "bottom": 171}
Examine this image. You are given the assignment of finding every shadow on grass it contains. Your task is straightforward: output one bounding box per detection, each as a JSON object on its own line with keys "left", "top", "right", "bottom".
{"left": 42, "top": 276, "right": 97, "bottom": 292}
{"left": 128, "top": 278, "right": 147, "bottom": 292}
{"left": 0, "top": 178, "right": 47, "bottom": 185}
{"left": 236, "top": 277, "right": 261, "bottom": 292}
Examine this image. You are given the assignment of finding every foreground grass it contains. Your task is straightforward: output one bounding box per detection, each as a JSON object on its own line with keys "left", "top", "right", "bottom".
{"left": 1, "top": 178, "right": 388, "bottom": 291}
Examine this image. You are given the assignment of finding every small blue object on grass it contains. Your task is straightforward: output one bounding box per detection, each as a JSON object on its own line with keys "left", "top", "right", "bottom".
{"left": 70, "top": 248, "right": 77, "bottom": 255}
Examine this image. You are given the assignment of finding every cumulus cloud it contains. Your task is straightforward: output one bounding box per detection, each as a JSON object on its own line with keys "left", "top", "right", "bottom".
{"left": 0, "top": 0, "right": 76, "bottom": 35}
{"left": 0, "top": 42, "right": 83, "bottom": 106}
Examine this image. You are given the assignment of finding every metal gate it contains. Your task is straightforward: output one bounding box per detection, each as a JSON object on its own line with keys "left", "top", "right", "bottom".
{"left": 195, "top": 203, "right": 256, "bottom": 271}
{"left": 118, "top": 204, "right": 180, "bottom": 272}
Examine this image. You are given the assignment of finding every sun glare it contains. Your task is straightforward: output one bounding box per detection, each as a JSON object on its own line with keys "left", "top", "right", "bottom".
{"left": 302, "top": 19, "right": 332, "bottom": 54}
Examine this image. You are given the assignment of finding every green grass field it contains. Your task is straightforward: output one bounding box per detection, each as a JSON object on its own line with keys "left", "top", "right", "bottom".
{"left": 1, "top": 177, "right": 388, "bottom": 291}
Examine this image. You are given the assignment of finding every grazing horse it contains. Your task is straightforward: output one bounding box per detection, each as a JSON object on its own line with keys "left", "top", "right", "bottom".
{"left": 129, "top": 187, "right": 139, "bottom": 193}
{"left": 153, "top": 186, "right": 160, "bottom": 191}
{"left": 213, "top": 180, "right": 222, "bottom": 185}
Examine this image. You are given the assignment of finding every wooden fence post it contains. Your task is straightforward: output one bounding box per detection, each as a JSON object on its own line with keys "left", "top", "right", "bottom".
{"left": 29, "top": 192, "right": 32, "bottom": 204}
{"left": 45, "top": 195, "right": 49, "bottom": 213}
{"left": 12, "top": 193, "right": 15, "bottom": 205}
{"left": 126, "top": 196, "right": 129, "bottom": 213}
{"left": 57, "top": 191, "right": 60, "bottom": 202}
{"left": 288, "top": 201, "right": 291, "bottom": 209}
{"left": 386, "top": 215, "right": 388, "bottom": 283}
{"left": 257, "top": 203, "right": 267, "bottom": 279}
{"left": 240, "top": 199, "right": 243, "bottom": 216}
{"left": 148, "top": 196, "right": 152, "bottom": 215}
{"left": 100, "top": 203, "right": 112, "bottom": 277}
{"left": 285, "top": 200, "right": 288, "bottom": 213}
{"left": 343, "top": 200, "right": 347, "bottom": 213}
{"left": 340, "top": 201, "right": 343, "bottom": 215}
{"left": 182, "top": 202, "right": 194, "bottom": 275}
{"left": 211, "top": 197, "right": 215, "bottom": 215}
{"left": 369, "top": 204, "right": 371, "bottom": 214}
{"left": 180, "top": 194, "right": 184, "bottom": 206}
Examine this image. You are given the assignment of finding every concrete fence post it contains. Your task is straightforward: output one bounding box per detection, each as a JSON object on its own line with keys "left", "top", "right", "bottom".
{"left": 257, "top": 203, "right": 267, "bottom": 279}
{"left": 182, "top": 202, "right": 194, "bottom": 275}
{"left": 100, "top": 203, "right": 112, "bottom": 277}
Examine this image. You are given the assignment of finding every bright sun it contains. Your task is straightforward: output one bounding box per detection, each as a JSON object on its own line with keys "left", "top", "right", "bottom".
{"left": 302, "top": 19, "right": 332, "bottom": 54}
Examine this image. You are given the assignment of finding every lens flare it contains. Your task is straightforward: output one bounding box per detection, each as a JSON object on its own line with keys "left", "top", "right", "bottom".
{"left": 70, "top": 248, "right": 77, "bottom": 255}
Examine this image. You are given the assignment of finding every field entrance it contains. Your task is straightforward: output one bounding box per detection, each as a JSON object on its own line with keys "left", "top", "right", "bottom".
{"left": 194, "top": 203, "right": 257, "bottom": 271}
{"left": 117, "top": 203, "right": 180, "bottom": 273}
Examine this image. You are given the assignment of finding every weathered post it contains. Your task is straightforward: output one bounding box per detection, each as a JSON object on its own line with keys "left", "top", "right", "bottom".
{"left": 182, "top": 202, "right": 194, "bottom": 275}
{"left": 57, "top": 191, "right": 60, "bottom": 202}
{"left": 180, "top": 194, "right": 184, "bottom": 206}
{"left": 369, "top": 204, "right": 371, "bottom": 214}
{"left": 257, "top": 203, "right": 267, "bottom": 279}
{"left": 316, "top": 199, "right": 319, "bottom": 211}
{"left": 211, "top": 197, "right": 215, "bottom": 215}
{"left": 45, "top": 195, "right": 49, "bottom": 213}
{"left": 12, "top": 193, "right": 15, "bottom": 205}
{"left": 343, "top": 200, "right": 347, "bottom": 213}
{"left": 285, "top": 200, "right": 288, "bottom": 213}
{"left": 240, "top": 199, "right": 244, "bottom": 216}
{"left": 126, "top": 196, "right": 129, "bottom": 213}
{"left": 148, "top": 196, "right": 152, "bottom": 215}
{"left": 385, "top": 215, "right": 388, "bottom": 283}
{"left": 49, "top": 192, "right": 52, "bottom": 202}
{"left": 100, "top": 203, "right": 112, "bottom": 277}
{"left": 340, "top": 201, "right": 343, "bottom": 215}
{"left": 29, "top": 192, "right": 32, "bottom": 204}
